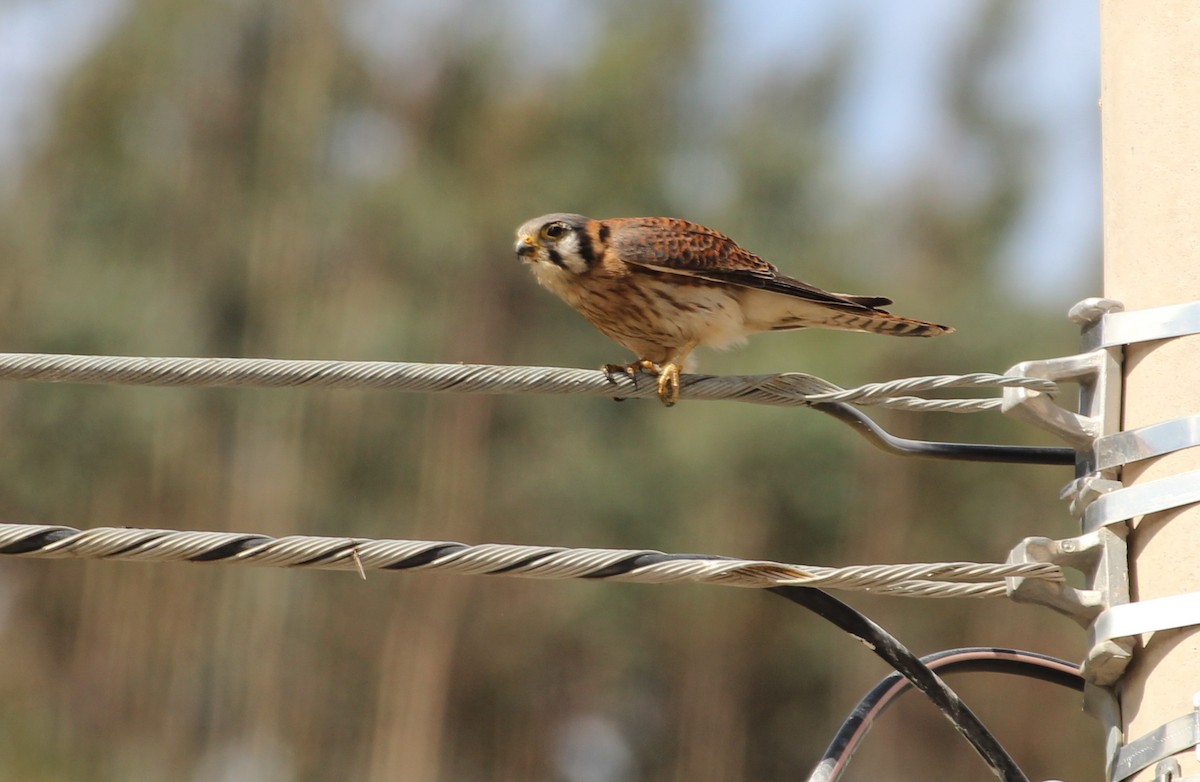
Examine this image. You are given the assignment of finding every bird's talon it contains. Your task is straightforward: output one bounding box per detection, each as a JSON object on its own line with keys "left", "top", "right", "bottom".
{"left": 601, "top": 361, "right": 660, "bottom": 392}
{"left": 656, "top": 364, "right": 681, "bottom": 407}
{"left": 634, "top": 359, "right": 659, "bottom": 375}
{"left": 602, "top": 363, "right": 630, "bottom": 386}
{"left": 602, "top": 362, "right": 647, "bottom": 402}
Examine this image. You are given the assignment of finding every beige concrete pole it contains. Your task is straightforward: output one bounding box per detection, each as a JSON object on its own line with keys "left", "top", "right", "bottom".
{"left": 1100, "top": 3, "right": 1200, "bottom": 780}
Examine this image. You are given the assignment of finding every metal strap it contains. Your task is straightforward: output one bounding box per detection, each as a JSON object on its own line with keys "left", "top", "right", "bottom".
{"left": 1093, "top": 592, "right": 1200, "bottom": 645}
{"left": 1083, "top": 469, "right": 1200, "bottom": 533}
{"left": 1088, "top": 301, "right": 1200, "bottom": 350}
{"left": 1090, "top": 414, "right": 1200, "bottom": 472}
{"left": 1111, "top": 711, "right": 1200, "bottom": 782}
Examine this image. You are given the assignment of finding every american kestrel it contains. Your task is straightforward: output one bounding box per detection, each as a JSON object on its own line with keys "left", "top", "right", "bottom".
{"left": 514, "top": 213, "right": 952, "bottom": 406}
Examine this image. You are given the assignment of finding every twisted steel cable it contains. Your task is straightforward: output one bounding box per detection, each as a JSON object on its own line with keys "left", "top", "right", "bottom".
{"left": 0, "top": 523, "right": 1064, "bottom": 597}
{"left": 0, "top": 353, "right": 1056, "bottom": 412}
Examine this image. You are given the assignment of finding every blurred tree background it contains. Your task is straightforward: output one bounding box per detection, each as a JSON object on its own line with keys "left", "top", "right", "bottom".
{"left": 0, "top": 1, "right": 1101, "bottom": 780}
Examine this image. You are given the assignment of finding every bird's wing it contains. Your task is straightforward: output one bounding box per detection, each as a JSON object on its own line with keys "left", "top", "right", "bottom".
{"left": 606, "top": 217, "right": 890, "bottom": 313}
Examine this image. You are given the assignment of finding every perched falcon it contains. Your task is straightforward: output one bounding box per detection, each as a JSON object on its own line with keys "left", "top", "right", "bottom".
{"left": 514, "top": 214, "right": 952, "bottom": 406}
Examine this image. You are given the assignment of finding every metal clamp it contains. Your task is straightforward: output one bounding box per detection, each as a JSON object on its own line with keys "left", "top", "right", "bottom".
{"left": 1061, "top": 475, "right": 1123, "bottom": 518}
{"left": 1001, "top": 299, "right": 1124, "bottom": 454}
{"left": 1025, "top": 298, "right": 1200, "bottom": 782}
{"left": 1003, "top": 299, "right": 1133, "bottom": 691}
{"left": 1001, "top": 350, "right": 1113, "bottom": 450}
{"left": 1006, "top": 530, "right": 1131, "bottom": 686}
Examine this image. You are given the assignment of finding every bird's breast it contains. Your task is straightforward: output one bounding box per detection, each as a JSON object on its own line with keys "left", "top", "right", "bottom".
{"left": 548, "top": 268, "right": 750, "bottom": 351}
{"left": 529, "top": 261, "right": 576, "bottom": 300}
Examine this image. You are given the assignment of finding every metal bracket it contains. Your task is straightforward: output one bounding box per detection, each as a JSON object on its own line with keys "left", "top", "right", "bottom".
{"left": 1001, "top": 299, "right": 1124, "bottom": 455}
{"left": 1088, "top": 684, "right": 1124, "bottom": 782}
{"left": 1009, "top": 297, "right": 1200, "bottom": 781}
{"left": 1003, "top": 298, "right": 1132, "bottom": 692}
{"left": 1002, "top": 349, "right": 1113, "bottom": 450}
{"left": 1006, "top": 529, "right": 1132, "bottom": 686}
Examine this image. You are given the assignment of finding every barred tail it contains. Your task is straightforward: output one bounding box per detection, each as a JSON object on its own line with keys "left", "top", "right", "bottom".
{"left": 742, "top": 289, "right": 953, "bottom": 337}
{"left": 820, "top": 309, "right": 954, "bottom": 337}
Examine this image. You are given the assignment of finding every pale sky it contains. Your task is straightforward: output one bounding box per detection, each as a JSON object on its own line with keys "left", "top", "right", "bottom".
{"left": 0, "top": 0, "right": 1100, "bottom": 298}
{"left": 705, "top": 0, "right": 1100, "bottom": 298}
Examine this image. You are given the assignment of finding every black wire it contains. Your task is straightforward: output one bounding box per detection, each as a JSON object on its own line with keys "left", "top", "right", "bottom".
{"left": 769, "top": 586, "right": 1030, "bottom": 782}
{"left": 810, "top": 647, "right": 1084, "bottom": 782}
{"left": 811, "top": 402, "right": 1076, "bottom": 465}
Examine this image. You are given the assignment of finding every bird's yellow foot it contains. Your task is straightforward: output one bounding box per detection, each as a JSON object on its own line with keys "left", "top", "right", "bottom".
{"left": 602, "top": 360, "right": 659, "bottom": 388}
{"left": 656, "top": 363, "right": 681, "bottom": 407}
{"left": 602, "top": 360, "right": 664, "bottom": 403}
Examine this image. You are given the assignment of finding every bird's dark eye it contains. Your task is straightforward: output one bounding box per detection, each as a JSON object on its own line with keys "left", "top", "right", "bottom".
{"left": 543, "top": 223, "right": 567, "bottom": 240}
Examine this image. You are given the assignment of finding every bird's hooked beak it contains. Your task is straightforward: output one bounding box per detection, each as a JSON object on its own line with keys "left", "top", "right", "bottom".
{"left": 515, "top": 233, "right": 537, "bottom": 260}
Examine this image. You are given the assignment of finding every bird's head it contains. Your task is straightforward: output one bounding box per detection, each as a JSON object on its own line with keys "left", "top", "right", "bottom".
{"left": 514, "top": 213, "right": 593, "bottom": 274}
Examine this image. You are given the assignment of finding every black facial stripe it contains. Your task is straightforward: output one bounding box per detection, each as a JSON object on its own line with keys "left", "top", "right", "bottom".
{"left": 575, "top": 227, "right": 596, "bottom": 267}
{"left": 598, "top": 223, "right": 610, "bottom": 244}
{"left": 547, "top": 248, "right": 565, "bottom": 268}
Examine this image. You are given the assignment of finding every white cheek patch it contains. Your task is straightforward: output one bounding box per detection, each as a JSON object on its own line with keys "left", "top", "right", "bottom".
{"left": 556, "top": 233, "right": 589, "bottom": 274}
